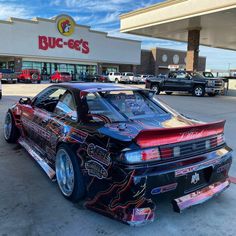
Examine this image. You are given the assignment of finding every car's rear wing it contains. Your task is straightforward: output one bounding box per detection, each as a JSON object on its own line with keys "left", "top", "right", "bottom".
{"left": 134, "top": 120, "right": 225, "bottom": 148}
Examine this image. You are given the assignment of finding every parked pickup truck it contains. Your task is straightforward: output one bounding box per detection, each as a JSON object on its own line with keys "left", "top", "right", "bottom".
{"left": 121, "top": 72, "right": 135, "bottom": 83}
{"left": 0, "top": 69, "right": 17, "bottom": 84}
{"left": 17, "top": 69, "right": 41, "bottom": 83}
{"left": 107, "top": 72, "right": 122, "bottom": 83}
{"left": 146, "top": 71, "right": 224, "bottom": 97}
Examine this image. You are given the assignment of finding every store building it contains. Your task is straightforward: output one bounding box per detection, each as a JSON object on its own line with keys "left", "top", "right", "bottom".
{"left": 0, "top": 15, "right": 141, "bottom": 80}
{"left": 137, "top": 47, "right": 206, "bottom": 75}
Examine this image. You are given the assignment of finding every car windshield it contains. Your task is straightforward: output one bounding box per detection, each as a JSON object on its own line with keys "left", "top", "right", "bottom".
{"left": 192, "top": 72, "right": 205, "bottom": 79}
{"left": 30, "top": 71, "right": 39, "bottom": 75}
{"left": 84, "top": 90, "right": 167, "bottom": 123}
{"left": 203, "top": 72, "right": 214, "bottom": 78}
{"left": 0, "top": 69, "right": 13, "bottom": 73}
{"left": 61, "top": 72, "right": 70, "bottom": 76}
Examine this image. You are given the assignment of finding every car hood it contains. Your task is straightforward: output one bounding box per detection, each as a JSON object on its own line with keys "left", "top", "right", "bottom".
{"left": 98, "top": 114, "right": 200, "bottom": 142}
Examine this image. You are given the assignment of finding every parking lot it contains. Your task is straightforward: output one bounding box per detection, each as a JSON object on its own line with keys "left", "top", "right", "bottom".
{"left": 0, "top": 83, "right": 236, "bottom": 236}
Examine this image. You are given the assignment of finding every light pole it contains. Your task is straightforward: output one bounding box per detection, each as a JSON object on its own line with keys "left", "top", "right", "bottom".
{"left": 228, "top": 63, "right": 231, "bottom": 76}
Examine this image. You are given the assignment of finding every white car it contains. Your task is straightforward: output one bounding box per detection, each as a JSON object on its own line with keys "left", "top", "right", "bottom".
{"left": 121, "top": 72, "right": 135, "bottom": 83}
{"left": 107, "top": 72, "right": 122, "bottom": 83}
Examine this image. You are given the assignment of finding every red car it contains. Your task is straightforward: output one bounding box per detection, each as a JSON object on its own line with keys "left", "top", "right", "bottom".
{"left": 17, "top": 69, "right": 41, "bottom": 83}
{"left": 50, "top": 71, "right": 72, "bottom": 83}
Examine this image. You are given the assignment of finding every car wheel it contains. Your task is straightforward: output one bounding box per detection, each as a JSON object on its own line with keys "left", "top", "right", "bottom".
{"left": 4, "top": 111, "right": 20, "bottom": 143}
{"left": 0, "top": 91, "right": 2, "bottom": 99}
{"left": 208, "top": 93, "right": 216, "bottom": 97}
{"left": 193, "top": 85, "right": 205, "bottom": 97}
{"left": 115, "top": 78, "right": 119, "bottom": 84}
{"left": 151, "top": 84, "right": 160, "bottom": 94}
{"left": 56, "top": 144, "right": 85, "bottom": 202}
{"left": 165, "top": 92, "right": 173, "bottom": 95}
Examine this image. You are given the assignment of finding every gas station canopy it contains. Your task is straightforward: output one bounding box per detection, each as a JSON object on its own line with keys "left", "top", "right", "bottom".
{"left": 120, "top": 0, "right": 236, "bottom": 51}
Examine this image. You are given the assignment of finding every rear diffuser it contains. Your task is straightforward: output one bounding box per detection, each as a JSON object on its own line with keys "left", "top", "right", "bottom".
{"left": 172, "top": 179, "right": 230, "bottom": 213}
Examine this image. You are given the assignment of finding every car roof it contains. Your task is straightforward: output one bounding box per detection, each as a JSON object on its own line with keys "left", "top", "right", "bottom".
{"left": 52, "top": 82, "right": 142, "bottom": 93}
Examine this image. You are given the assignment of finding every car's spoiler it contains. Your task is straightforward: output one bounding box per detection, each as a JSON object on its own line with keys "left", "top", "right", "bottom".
{"left": 134, "top": 120, "right": 225, "bottom": 148}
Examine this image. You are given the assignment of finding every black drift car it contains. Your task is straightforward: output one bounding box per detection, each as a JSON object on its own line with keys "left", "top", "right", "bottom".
{"left": 4, "top": 83, "right": 232, "bottom": 225}
{"left": 146, "top": 71, "right": 224, "bottom": 97}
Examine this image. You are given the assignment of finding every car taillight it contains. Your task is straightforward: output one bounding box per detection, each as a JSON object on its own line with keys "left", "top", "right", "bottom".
{"left": 121, "top": 134, "right": 225, "bottom": 164}
{"left": 122, "top": 148, "right": 160, "bottom": 163}
{"left": 160, "top": 147, "right": 173, "bottom": 159}
{"left": 141, "top": 148, "right": 160, "bottom": 161}
{"left": 210, "top": 134, "right": 225, "bottom": 148}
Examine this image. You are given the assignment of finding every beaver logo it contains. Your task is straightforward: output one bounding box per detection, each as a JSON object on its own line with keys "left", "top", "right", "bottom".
{"left": 57, "top": 16, "right": 75, "bottom": 36}
{"left": 61, "top": 20, "right": 71, "bottom": 33}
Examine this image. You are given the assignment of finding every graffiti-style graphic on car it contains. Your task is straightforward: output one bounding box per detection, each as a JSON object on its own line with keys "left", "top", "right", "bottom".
{"left": 3, "top": 83, "right": 233, "bottom": 226}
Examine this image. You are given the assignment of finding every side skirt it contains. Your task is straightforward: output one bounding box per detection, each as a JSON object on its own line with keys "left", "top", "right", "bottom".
{"left": 18, "top": 137, "right": 56, "bottom": 180}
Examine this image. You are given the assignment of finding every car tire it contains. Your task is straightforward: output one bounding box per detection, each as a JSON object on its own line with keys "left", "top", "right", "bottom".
{"left": 4, "top": 111, "right": 20, "bottom": 143}
{"left": 56, "top": 144, "right": 86, "bottom": 202}
{"left": 115, "top": 78, "right": 119, "bottom": 84}
{"left": 151, "top": 84, "right": 160, "bottom": 94}
{"left": 0, "top": 91, "right": 2, "bottom": 99}
{"left": 193, "top": 85, "right": 205, "bottom": 97}
{"left": 165, "top": 92, "right": 173, "bottom": 95}
{"left": 208, "top": 93, "right": 216, "bottom": 97}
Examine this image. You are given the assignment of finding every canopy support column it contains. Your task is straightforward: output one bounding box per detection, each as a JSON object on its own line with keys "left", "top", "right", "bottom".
{"left": 186, "top": 29, "right": 200, "bottom": 72}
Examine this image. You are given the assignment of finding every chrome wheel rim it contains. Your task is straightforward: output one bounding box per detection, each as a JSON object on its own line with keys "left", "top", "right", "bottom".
{"left": 152, "top": 86, "right": 158, "bottom": 93}
{"left": 4, "top": 112, "right": 12, "bottom": 140}
{"left": 56, "top": 149, "right": 75, "bottom": 197}
{"left": 195, "top": 87, "right": 203, "bottom": 96}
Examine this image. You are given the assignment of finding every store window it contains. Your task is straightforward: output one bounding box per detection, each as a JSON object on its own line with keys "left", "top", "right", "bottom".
{"left": 76, "top": 64, "right": 97, "bottom": 80}
{"left": 22, "top": 61, "right": 97, "bottom": 81}
{"left": 102, "top": 66, "right": 118, "bottom": 75}
{"left": 0, "top": 62, "right": 7, "bottom": 69}
{"left": 8, "top": 61, "right": 15, "bottom": 70}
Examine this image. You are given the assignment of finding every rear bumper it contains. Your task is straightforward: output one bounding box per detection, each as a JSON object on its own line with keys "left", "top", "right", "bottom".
{"left": 86, "top": 147, "right": 232, "bottom": 225}
{"left": 135, "top": 148, "right": 232, "bottom": 199}
{"left": 2, "top": 78, "right": 17, "bottom": 82}
{"left": 172, "top": 179, "right": 230, "bottom": 213}
{"left": 120, "top": 78, "right": 129, "bottom": 82}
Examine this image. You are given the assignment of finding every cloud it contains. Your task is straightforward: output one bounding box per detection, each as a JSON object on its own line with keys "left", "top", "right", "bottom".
{"left": 2, "top": 0, "right": 235, "bottom": 70}
{"left": 0, "top": 4, "right": 32, "bottom": 20}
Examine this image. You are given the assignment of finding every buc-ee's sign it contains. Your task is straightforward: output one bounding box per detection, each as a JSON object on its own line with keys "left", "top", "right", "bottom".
{"left": 38, "top": 15, "right": 90, "bottom": 54}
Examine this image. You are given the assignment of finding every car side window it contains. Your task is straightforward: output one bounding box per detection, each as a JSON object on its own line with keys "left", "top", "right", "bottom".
{"left": 176, "top": 72, "right": 187, "bottom": 79}
{"left": 54, "top": 91, "right": 77, "bottom": 121}
{"left": 34, "top": 87, "right": 67, "bottom": 113}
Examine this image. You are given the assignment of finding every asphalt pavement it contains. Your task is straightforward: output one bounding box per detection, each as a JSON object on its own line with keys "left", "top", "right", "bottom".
{"left": 0, "top": 83, "right": 235, "bottom": 236}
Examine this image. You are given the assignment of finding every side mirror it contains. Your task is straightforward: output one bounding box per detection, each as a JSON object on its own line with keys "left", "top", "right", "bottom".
{"left": 19, "top": 97, "right": 32, "bottom": 105}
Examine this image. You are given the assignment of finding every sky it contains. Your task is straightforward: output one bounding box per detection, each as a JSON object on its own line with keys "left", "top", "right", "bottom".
{"left": 0, "top": 0, "right": 236, "bottom": 71}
